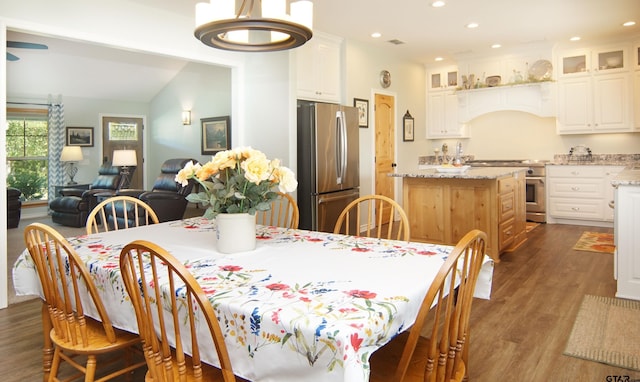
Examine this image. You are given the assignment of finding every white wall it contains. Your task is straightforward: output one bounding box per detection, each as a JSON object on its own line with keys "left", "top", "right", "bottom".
{"left": 148, "top": 62, "right": 232, "bottom": 181}
{"left": 343, "top": 39, "right": 427, "bottom": 197}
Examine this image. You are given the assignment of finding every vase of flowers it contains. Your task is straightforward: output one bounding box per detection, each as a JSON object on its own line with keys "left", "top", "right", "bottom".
{"left": 175, "top": 147, "right": 297, "bottom": 253}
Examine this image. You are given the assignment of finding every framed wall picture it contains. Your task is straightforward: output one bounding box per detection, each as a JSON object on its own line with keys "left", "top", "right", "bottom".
{"left": 201, "top": 116, "right": 231, "bottom": 155}
{"left": 353, "top": 98, "right": 369, "bottom": 128}
{"left": 66, "top": 127, "right": 94, "bottom": 147}
{"left": 403, "top": 110, "right": 414, "bottom": 142}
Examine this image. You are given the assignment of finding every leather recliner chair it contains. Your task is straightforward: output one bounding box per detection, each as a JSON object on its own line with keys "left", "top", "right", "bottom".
{"left": 49, "top": 164, "right": 122, "bottom": 227}
{"left": 117, "top": 158, "right": 197, "bottom": 222}
{"left": 7, "top": 187, "right": 22, "bottom": 229}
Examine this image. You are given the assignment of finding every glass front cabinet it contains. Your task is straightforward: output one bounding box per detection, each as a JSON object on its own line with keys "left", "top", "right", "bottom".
{"left": 559, "top": 46, "right": 627, "bottom": 76}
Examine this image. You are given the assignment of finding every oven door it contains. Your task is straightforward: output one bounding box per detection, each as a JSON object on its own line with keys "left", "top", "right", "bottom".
{"left": 526, "top": 176, "right": 545, "bottom": 213}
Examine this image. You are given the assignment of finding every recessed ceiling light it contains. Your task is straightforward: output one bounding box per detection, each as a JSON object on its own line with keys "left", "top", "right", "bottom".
{"left": 623, "top": 21, "right": 636, "bottom": 27}
{"left": 435, "top": 57, "right": 444, "bottom": 62}
{"left": 466, "top": 22, "right": 479, "bottom": 29}
{"left": 371, "top": 32, "right": 382, "bottom": 38}
{"left": 570, "top": 36, "right": 581, "bottom": 41}
{"left": 491, "top": 43, "right": 502, "bottom": 49}
{"left": 431, "top": 1, "right": 446, "bottom": 7}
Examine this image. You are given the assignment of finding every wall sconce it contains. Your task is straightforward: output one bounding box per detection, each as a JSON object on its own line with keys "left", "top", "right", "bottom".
{"left": 182, "top": 110, "right": 191, "bottom": 125}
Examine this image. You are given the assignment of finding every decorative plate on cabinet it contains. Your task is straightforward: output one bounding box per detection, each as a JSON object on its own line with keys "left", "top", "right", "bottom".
{"left": 528, "top": 59, "right": 553, "bottom": 80}
{"left": 485, "top": 75, "right": 501, "bottom": 87}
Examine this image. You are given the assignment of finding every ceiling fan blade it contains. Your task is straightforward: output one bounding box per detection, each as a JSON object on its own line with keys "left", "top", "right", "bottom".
{"left": 7, "top": 41, "right": 48, "bottom": 50}
{"left": 6, "top": 52, "right": 20, "bottom": 61}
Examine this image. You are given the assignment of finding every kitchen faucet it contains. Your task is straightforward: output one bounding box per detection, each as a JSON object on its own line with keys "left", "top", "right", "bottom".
{"left": 455, "top": 142, "right": 463, "bottom": 165}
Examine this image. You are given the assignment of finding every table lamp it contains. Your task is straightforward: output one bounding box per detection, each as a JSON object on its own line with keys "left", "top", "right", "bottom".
{"left": 60, "top": 146, "right": 83, "bottom": 185}
{"left": 112, "top": 149, "right": 137, "bottom": 189}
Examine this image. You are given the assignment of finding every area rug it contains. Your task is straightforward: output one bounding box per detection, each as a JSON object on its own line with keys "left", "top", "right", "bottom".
{"left": 572, "top": 231, "right": 615, "bottom": 254}
{"left": 564, "top": 295, "right": 640, "bottom": 371}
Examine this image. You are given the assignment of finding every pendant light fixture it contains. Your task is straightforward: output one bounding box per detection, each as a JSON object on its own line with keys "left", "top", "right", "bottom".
{"left": 194, "top": 0, "right": 313, "bottom": 52}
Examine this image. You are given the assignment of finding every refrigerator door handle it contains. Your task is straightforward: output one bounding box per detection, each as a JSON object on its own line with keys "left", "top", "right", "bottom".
{"left": 335, "top": 110, "right": 347, "bottom": 185}
{"left": 318, "top": 190, "right": 358, "bottom": 204}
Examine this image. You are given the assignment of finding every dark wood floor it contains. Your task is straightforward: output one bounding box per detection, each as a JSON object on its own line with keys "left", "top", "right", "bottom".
{"left": 2, "top": 223, "right": 639, "bottom": 381}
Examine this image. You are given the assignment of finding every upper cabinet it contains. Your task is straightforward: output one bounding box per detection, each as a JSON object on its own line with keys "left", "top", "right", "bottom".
{"left": 427, "top": 90, "right": 467, "bottom": 138}
{"left": 294, "top": 33, "right": 343, "bottom": 103}
{"left": 559, "top": 46, "right": 627, "bottom": 77}
{"left": 426, "top": 65, "right": 467, "bottom": 138}
{"left": 556, "top": 44, "right": 635, "bottom": 134}
{"left": 428, "top": 65, "right": 458, "bottom": 90}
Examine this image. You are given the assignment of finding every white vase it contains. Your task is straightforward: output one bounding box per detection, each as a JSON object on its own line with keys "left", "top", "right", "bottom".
{"left": 215, "top": 213, "right": 256, "bottom": 253}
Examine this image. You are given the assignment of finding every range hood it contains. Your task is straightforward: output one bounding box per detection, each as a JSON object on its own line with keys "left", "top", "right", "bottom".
{"left": 457, "top": 82, "right": 555, "bottom": 122}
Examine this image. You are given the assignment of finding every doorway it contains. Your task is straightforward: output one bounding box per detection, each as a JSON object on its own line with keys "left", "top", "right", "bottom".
{"left": 102, "top": 115, "right": 144, "bottom": 189}
{"left": 374, "top": 93, "right": 396, "bottom": 222}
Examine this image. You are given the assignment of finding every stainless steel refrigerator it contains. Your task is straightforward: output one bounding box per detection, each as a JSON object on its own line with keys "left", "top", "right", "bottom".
{"left": 297, "top": 100, "right": 360, "bottom": 232}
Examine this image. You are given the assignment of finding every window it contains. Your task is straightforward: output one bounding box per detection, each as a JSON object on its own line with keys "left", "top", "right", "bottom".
{"left": 6, "top": 108, "right": 49, "bottom": 203}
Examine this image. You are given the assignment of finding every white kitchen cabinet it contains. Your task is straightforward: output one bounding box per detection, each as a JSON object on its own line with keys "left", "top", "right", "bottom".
{"left": 556, "top": 44, "right": 633, "bottom": 134}
{"left": 556, "top": 72, "right": 632, "bottom": 134}
{"left": 295, "top": 33, "right": 342, "bottom": 103}
{"left": 614, "top": 184, "right": 640, "bottom": 301}
{"left": 547, "top": 165, "right": 624, "bottom": 226}
{"left": 427, "top": 66, "right": 458, "bottom": 90}
{"left": 558, "top": 46, "right": 627, "bottom": 77}
{"left": 604, "top": 166, "right": 625, "bottom": 221}
{"left": 427, "top": 90, "right": 467, "bottom": 138}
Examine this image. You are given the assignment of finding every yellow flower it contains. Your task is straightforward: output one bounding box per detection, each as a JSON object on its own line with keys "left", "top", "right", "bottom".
{"left": 241, "top": 153, "right": 271, "bottom": 185}
{"left": 177, "top": 146, "right": 297, "bottom": 218}
{"left": 175, "top": 161, "right": 201, "bottom": 187}
{"left": 196, "top": 161, "right": 219, "bottom": 181}
{"left": 272, "top": 166, "right": 298, "bottom": 193}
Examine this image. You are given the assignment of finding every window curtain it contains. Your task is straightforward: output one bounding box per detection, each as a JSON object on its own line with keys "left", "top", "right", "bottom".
{"left": 48, "top": 95, "right": 65, "bottom": 202}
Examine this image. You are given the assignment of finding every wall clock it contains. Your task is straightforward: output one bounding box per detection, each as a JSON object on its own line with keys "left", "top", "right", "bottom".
{"left": 380, "top": 70, "right": 391, "bottom": 88}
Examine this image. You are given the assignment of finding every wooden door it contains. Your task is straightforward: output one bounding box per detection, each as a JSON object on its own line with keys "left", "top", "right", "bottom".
{"left": 102, "top": 116, "right": 144, "bottom": 189}
{"left": 374, "top": 93, "right": 396, "bottom": 222}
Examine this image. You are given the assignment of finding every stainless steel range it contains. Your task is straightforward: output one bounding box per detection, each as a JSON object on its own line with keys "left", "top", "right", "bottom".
{"left": 466, "top": 159, "right": 548, "bottom": 223}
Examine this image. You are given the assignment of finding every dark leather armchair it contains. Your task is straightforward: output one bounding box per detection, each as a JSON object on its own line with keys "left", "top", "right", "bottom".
{"left": 7, "top": 187, "right": 22, "bottom": 229}
{"left": 49, "top": 164, "right": 122, "bottom": 227}
{"left": 117, "top": 158, "right": 196, "bottom": 222}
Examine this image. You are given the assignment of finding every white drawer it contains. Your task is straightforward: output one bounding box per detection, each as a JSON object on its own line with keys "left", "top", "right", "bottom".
{"left": 547, "top": 178, "right": 605, "bottom": 198}
{"left": 548, "top": 197, "right": 605, "bottom": 220}
{"left": 547, "top": 165, "right": 605, "bottom": 178}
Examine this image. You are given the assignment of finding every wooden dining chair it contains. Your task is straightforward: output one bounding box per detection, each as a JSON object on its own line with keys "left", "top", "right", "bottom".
{"left": 255, "top": 192, "right": 300, "bottom": 229}
{"left": 23, "top": 222, "right": 146, "bottom": 382}
{"left": 86, "top": 195, "right": 159, "bottom": 234}
{"left": 369, "top": 229, "right": 488, "bottom": 382}
{"left": 119, "top": 240, "right": 247, "bottom": 382}
{"left": 333, "top": 194, "right": 410, "bottom": 241}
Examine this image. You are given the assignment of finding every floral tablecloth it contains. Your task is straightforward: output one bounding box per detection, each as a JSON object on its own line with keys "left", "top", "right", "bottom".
{"left": 13, "top": 217, "right": 493, "bottom": 382}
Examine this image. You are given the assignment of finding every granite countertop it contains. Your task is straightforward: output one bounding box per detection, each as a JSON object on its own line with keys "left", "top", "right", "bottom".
{"left": 392, "top": 166, "right": 527, "bottom": 180}
{"left": 550, "top": 153, "right": 640, "bottom": 166}
{"left": 611, "top": 165, "right": 640, "bottom": 186}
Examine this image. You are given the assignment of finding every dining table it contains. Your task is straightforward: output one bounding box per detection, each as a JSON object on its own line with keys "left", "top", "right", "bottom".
{"left": 13, "top": 217, "right": 495, "bottom": 382}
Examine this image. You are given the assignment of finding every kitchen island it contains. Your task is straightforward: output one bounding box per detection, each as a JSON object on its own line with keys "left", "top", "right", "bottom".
{"left": 392, "top": 167, "right": 528, "bottom": 260}
{"left": 611, "top": 165, "right": 640, "bottom": 300}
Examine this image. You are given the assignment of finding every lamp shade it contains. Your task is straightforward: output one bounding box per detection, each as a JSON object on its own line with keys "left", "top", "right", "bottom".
{"left": 112, "top": 150, "right": 137, "bottom": 166}
{"left": 60, "top": 146, "right": 83, "bottom": 162}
